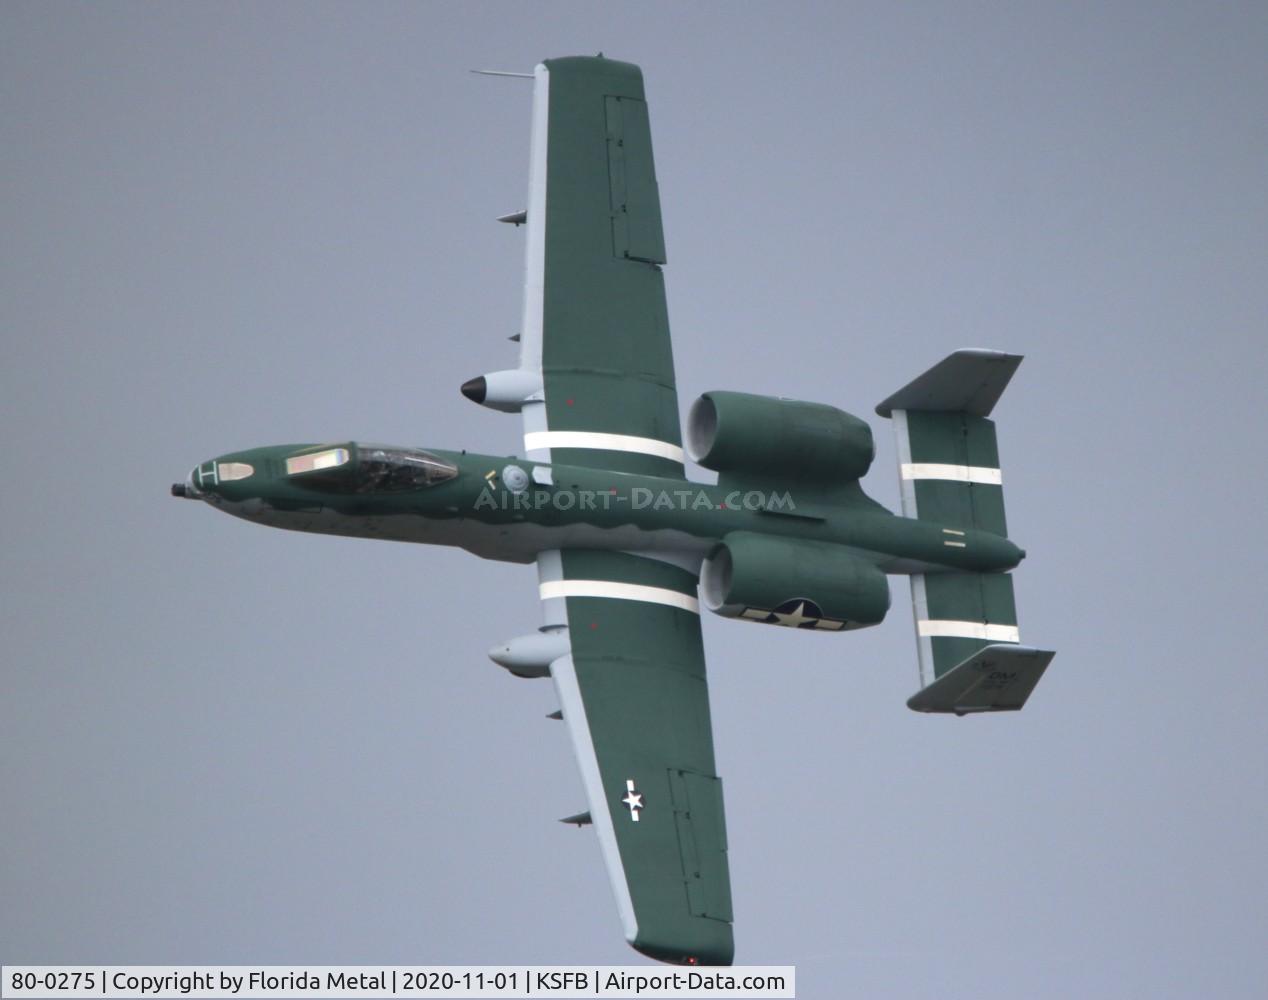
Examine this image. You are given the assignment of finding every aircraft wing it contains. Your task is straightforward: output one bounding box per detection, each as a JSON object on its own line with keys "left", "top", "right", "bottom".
{"left": 518, "top": 57, "right": 685, "bottom": 478}
{"left": 539, "top": 549, "right": 734, "bottom": 965}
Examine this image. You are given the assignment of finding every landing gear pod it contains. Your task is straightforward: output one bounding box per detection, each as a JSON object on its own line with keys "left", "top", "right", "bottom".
{"left": 488, "top": 627, "right": 569, "bottom": 678}
{"left": 460, "top": 369, "right": 544, "bottom": 412}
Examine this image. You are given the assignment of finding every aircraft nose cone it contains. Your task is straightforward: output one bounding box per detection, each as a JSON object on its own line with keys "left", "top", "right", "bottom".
{"left": 460, "top": 375, "right": 487, "bottom": 404}
{"left": 180, "top": 462, "right": 217, "bottom": 500}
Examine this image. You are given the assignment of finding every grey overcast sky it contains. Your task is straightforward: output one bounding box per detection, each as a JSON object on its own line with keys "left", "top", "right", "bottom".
{"left": 3, "top": 2, "right": 1266, "bottom": 997}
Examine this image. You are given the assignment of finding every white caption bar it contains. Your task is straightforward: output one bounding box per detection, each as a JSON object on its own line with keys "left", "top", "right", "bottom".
{"left": 900, "top": 463, "right": 1002, "bottom": 485}
{"left": 2, "top": 966, "right": 795, "bottom": 999}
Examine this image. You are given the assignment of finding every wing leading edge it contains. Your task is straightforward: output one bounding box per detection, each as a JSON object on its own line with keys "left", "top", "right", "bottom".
{"left": 539, "top": 549, "right": 734, "bottom": 966}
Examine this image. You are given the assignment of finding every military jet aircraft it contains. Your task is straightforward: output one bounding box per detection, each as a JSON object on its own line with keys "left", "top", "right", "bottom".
{"left": 174, "top": 55, "right": 1054, "bottom": 966}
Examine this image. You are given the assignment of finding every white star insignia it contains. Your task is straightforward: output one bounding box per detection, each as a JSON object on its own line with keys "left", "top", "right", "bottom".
{"left": 621, "top": 779, "right": 644, "bottom": 821}
{"left": 771, "top": 601, "right": 818, "bottom": 628}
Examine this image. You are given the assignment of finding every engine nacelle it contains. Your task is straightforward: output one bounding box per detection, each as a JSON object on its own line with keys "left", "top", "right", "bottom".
{"left": 687, "top": 391, "right": 875, "bottom": 482}
{"left": 700, "top": 532, "right": 890, "bottom": 631}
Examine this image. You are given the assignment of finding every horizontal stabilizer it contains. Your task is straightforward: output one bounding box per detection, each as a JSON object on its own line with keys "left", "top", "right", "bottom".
{"left": 498, "top": 210, "right": 528, "bottom": 225}
{"left": 559, "top": 811, "right": 592, "bottom": 826}
{"left": 907, "top": 644, "right": 1054, "bottom": 715}
{"left": 876, "top": 350, "right": 1022, "bottom": 418}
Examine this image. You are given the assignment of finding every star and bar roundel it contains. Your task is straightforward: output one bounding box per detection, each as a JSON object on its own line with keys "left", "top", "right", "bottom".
{"left": 739, "top": 598, "right": 848, "bottom": 631}
{"left": 621, "top": 779, "right": 645, "bottom": 822}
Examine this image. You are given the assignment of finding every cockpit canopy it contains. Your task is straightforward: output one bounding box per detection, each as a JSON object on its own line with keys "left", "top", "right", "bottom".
{"left": 284, "top": 443, "right": 457, "bottom": 493}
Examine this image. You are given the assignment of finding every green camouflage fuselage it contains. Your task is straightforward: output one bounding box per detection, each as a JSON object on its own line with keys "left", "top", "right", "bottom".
{"left": 186, "top": 443, "right": 1023, "bottom": 576}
